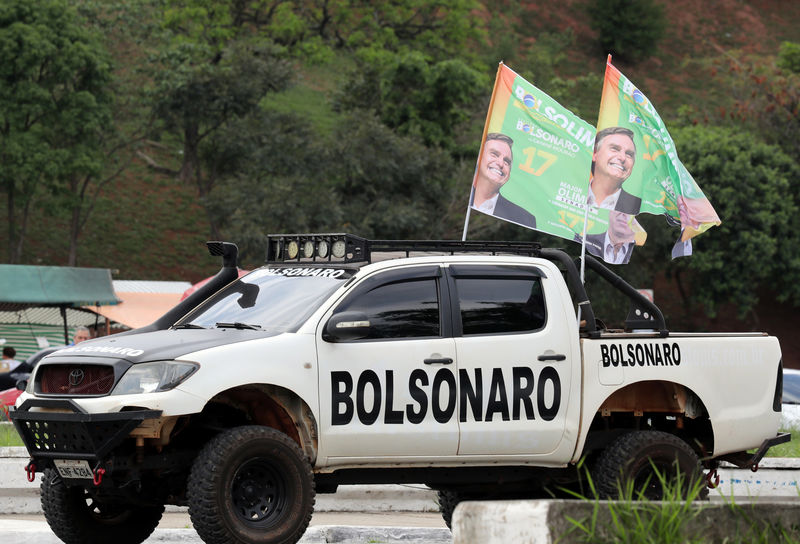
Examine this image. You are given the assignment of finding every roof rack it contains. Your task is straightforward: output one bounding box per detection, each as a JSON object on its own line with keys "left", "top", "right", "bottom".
{"left": 265, "top": 233, "right": 542, "bottom": 265}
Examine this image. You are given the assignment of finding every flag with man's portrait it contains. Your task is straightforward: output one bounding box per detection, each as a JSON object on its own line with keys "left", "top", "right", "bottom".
{"left": 596, "top": 56, "right": 721, "bottom": 252}
{"left": 467, "top": 63, "right": 598, "bottom": 242}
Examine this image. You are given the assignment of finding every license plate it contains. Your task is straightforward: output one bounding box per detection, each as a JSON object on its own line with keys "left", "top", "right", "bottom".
{"left": 54, "top": 459, "right": 93, "bottom": 479}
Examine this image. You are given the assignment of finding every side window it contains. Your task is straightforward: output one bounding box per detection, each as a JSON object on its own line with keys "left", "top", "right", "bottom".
{"left": 454, "top": 270, "right": 546, "bottom": 335}
{"left": 334, "top": 278, "right": 440, "bottom": 339}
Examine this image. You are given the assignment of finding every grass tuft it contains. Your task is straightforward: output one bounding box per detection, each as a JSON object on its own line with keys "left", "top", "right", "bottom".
{"left": 0, "top": 422, "right": 23, "bottom": 447}
{"left": 560, "top": 463, "right": 800, "bottom": 543}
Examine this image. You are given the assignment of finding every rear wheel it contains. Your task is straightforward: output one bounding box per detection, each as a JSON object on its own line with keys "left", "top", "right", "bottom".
{"left": 40, "top": 468, "right": 164, "bottom": 544}
{"left": 188, "top": 425, "right": 315, "bottom": 544}
{"left": 592, "top": 430, "right": 707, "bottom": 500}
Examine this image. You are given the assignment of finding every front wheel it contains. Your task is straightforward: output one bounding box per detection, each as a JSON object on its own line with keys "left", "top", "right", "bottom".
{"left": 40, "top": 468, "right": 164, "bottom": 544}
{"left": 591, "top": 430, "right": 707, "bottom": 500}
{"left": 437, "top": 490, "right": 463, "bottom": 529}
{"left": 188, "top": 425, "right": 315, "bottom": 544}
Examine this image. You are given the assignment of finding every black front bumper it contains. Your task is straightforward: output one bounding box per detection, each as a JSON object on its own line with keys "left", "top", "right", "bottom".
{"left": 10, "top": 398, "right": 161, "bottom": 464}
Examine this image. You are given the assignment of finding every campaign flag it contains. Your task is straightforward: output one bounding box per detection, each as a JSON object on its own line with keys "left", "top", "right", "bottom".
{"left": 469, "top": 63, "right": 599, "bottom": 242}
{"left": 594, "top": 55, "right": 721, "bottom": 259}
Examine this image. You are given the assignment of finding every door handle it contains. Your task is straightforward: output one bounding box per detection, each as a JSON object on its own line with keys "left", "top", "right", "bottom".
{"left": 424, "top": 357, "right": 453, "bottom": 365}
{"left": 538, "top": 353, "right": 566, "bottom": 362}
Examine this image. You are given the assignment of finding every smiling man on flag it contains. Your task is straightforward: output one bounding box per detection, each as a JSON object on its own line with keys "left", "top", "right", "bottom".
{"left": 590, "top": 55, "right": 721, "bottom": 261}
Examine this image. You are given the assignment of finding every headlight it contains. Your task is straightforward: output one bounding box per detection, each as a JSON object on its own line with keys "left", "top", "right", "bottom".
{"left": 112, "top": 361, "right": 199, "bottom": 396}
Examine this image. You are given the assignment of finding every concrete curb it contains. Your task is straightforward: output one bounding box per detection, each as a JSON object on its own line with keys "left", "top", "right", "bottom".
{"left": 0, "top": 521, "right": 453, "bottom": 544}
{"left": 452, "top": 499, "right": 800, "bottom": 543}
{"left": 2, "top": 447, "right": 799, "bottom": 514}
{"left": 0, "top": 447, "right": 440, "bottom": 515}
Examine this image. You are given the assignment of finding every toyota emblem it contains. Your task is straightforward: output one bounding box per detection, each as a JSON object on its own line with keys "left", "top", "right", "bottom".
{"left": 68, "top": 369, "right": 85, "bottom": 387}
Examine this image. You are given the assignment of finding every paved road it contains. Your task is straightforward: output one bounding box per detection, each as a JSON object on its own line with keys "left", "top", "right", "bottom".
{"left": 0, "top": 512, "right": 453, "bottom": 544}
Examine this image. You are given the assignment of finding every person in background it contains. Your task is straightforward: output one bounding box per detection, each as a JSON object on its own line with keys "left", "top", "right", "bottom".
{"left": 1, "top": 346, "right": 22, "bottom": 372}
{"left": 72, "top": 326, "right": 91, "bottom": 345}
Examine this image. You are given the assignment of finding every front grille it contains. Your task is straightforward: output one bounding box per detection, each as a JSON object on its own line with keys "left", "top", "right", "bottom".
{"left": 39, "top": 364, "right": 115, "bottom": 395}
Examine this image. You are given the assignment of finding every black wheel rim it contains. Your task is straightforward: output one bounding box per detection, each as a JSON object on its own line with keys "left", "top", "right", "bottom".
{"left": 231, "top": 457, "right": 287, "bottom": 527}
{"left": 79, "top": 488, "right": 132, "bottom": 524}
{"left": 631, "top": 460, "right": 677, "bottom": 500}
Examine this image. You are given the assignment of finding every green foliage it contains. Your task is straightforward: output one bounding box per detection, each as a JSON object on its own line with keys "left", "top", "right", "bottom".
{"left": 778, "top": 41, "right": 800, "bottom": 74}
{"left": 0, "top": 0, "right": 114, "bottom": 263}
{"left": 0, "top": 423, "right": 24, "bottom": 447}
{"left": 147, "top": 37, "right": 293, "bottom": 203}
{"left": 202, "top": 110, "right": 335, "bottom": 265}
{"left": 564, "top": 465, "right": 707, "bottom": 544}
{"left": 327, "top": 113, "right": 462, "bottom": 239}
{"left": 204, "top": 110, "right": 467, "bottom": 265}
{"left": 564, "top": 465, "right": 800, "bottom": 543}
{"left": 644, "top": 125, "right": 800, "bottom": 320}
{"left": 335, "top": 51, "right": 488, "bottom": 153}
{"left": 766, "top": 426, "right": 800, "bottom": 457}
{"left": 585, "top": 0, "right": 667, "bottom": 63}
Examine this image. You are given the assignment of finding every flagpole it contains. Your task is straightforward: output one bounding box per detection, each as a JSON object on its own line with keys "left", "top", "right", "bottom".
{"left": 578, "top": 55, "right": 612, "bottom": 328}
{"left": 462, "top": 62, "right": 506, "bottom": 241}
{"left": 461, "top": 185, "right": 475, "bottom": 241}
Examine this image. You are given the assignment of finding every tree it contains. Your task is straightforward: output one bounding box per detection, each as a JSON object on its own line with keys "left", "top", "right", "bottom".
{"left": 635, "top": 125, "right": 800, "bottom": 323}
{"left": 327, "top": 113, "right": 463, "bottom": 239}
{"left": 145, "top": 40, "right": 293, "bottom": 238}
{"left": 585, "top": 0, "right": 666, "bottom": 63}
{"left": 334, "top": 51, "right": 487, "bottom": 154}
{"left": 0, "top": 0, "right": 114, "bottom": 264}
{"left": 202, "top": 110, "right": 337, "bottom": 264}
{"left": 715, "top": 51, "right": 800, "bottom": 164}
{"left": 777, "top": 41, "right": 800, "bottom": 74}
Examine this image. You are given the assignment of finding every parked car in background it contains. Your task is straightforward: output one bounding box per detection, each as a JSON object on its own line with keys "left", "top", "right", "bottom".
{"left": 782, "top": 368, "right": 800, "bottom": 429}
{"left": 0, "top": 345, "right": 63, "bottom": 421}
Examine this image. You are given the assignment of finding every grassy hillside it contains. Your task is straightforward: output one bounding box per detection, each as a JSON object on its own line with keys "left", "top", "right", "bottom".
{"left": 4, "top": 1, "right": 800, "bottom": 282}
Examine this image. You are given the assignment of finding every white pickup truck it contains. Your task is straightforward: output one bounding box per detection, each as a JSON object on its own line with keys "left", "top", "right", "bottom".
{"left": 10, "top": 234, "right": 789, "bottom": 544}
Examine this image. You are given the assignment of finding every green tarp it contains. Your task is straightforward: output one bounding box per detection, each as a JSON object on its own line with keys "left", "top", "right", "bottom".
{"left": 0, "top": 265, "right": 119, "bottom": 309}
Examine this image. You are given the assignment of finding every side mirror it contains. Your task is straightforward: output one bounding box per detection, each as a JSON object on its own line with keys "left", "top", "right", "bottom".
{"left": 15, "top": 379, "right": 27, "bottom": 391}
{"left": 324, "top": 311, "right": 371, "bottom": 342}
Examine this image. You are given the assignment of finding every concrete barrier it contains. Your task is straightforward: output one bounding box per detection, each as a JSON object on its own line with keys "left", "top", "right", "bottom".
{"left": 452, "top": 500, "right": 800, "bottom": 544}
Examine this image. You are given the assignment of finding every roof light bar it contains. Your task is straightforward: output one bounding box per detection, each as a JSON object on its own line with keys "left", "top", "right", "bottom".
{"left": 266, "top": 234, "right": 368, "bottom": 264}
{"left": 265, "top": 234, "right": 542, "bottom": 264}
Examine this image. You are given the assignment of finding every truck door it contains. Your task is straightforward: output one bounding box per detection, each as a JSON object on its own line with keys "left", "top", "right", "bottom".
{"left": 316, "top": 265, "right": 459, "bottom": 460}
{"left": 448, "top": 264, "right": 574, "bottom": 456}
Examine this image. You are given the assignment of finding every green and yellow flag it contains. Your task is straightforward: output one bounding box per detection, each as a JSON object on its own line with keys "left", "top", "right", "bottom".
{"left": 468, "top": 60, "right": 719, "bottom": 264}
{"left": 469, "top": 63, "right": 598, "bottom": 242}
{"left": 595, "top": 56, "right": 721, "bottom": 257}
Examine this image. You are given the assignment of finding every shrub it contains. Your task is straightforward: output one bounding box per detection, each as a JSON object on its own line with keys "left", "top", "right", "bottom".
{"left": 585, "top": 0, "right": 667, "bottom": 63}
{"left": 778, "top": 41, "right": 800, "bottom": 73}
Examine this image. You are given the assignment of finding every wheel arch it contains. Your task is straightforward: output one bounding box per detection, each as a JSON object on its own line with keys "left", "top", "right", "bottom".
{"left": 580, "top": 379, "right": 714, "bottom": 461}
{"left": 203, "top": 384, "right": 319, "bottom": 463}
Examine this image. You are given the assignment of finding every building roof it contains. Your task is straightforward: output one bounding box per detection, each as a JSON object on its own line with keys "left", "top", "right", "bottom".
{"left": 0, "top": 264, "right": 118, "bottom": 310}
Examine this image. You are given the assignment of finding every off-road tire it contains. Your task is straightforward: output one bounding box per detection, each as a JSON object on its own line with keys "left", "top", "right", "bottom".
{"left": 40, "top": 468, "right": 164, "bottom": 544}
{"left": 437, "top": 490, "right": 462, "bottom": 529}
{"left": 592, "top": 430, "right": 707, "bottom": 500}
{"left": 187, "top": 425, "right": 315, "bottom": 544}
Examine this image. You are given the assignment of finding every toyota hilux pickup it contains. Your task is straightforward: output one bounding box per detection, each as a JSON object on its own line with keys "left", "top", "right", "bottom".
{"left": 10, "top": 234, "right": 789, "bottom": 544}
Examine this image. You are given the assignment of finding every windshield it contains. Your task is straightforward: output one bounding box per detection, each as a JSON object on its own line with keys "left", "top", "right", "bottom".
{"left": 176, "top": 267, "right": 353, "bottom": 333}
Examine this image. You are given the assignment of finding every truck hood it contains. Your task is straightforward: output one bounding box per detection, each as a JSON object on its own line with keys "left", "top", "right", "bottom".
{"left": 45, "top": 329, "right": 281, "bottom": 364}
